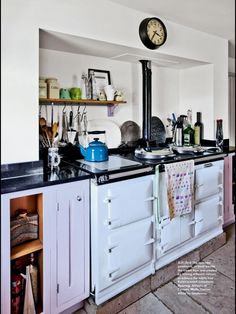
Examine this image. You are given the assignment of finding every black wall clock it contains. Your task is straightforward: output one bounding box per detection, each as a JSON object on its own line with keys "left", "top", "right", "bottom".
{"left": 139, "top": 17, "right": 167, "bottom": 50}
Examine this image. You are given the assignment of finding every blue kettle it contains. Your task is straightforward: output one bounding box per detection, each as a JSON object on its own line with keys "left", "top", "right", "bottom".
{"left": 80, "top": 138, "right": 108, "bottom": 162}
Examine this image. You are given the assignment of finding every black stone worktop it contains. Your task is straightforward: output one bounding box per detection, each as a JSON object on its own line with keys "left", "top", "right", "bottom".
{"left": 1, "top": 160, "right": 91, "bottom": 194}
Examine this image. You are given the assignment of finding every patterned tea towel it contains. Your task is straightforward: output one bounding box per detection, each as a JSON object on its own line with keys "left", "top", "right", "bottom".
{"left": 165, "top": 160, "right": 194, "bottom": 220}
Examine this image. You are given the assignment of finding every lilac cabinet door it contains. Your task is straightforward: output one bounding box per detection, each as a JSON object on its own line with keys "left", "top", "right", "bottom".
{"left": 50, "top": 180, "right": 90, "bottom": 314}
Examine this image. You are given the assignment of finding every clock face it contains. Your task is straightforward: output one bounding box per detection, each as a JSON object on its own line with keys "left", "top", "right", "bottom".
{"left": 147, "top": 18, "right": 166, "bottom": 45}
{"left": 139, "top": 17, "right": 167, "bottom": 49}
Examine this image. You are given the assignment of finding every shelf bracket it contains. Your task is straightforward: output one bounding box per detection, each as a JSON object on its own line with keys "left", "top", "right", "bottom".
{"left": 107, "top": 104, "right": 118, "bottom": 117}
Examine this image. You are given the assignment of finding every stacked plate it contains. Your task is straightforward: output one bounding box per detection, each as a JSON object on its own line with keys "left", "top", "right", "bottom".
{"left": 87, "top": 119, "right": 121, "bottom": 148}
{"left": 120, "top": 121, "right": 141, "bottom": 147}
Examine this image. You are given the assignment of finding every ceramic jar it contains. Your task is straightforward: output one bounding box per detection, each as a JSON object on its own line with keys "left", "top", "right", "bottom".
{"left": 46, "top": 78, "right": 60, "bottom": 99}
{"left": 39, "top": 78, "right": 47, "bottom": 99}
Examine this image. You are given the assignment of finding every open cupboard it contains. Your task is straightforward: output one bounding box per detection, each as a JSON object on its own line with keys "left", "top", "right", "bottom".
{"left": 1, "top": 187, "right": 52, "bottom": 314}
{"left": 1, "top": 180, "right": 90, "bottom": 314}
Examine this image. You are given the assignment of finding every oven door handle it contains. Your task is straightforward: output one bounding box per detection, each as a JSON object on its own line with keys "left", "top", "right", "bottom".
{"left": 104, "top": 218, "right": 121, "bottom": 228}
{"left": 108, "top": 268, "right": 120, "bottom": 280}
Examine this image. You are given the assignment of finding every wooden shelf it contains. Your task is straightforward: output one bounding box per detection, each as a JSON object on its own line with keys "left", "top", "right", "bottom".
{"left": 11, "top": 239, "right": 43, "bottom": 260}
{"left": 39, "top": 98, "right": 127, "bottom": 105}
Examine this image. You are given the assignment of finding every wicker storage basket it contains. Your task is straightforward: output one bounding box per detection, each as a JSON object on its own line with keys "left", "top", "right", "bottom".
{"left": 11, "top": 210, "right": 38, "bottom": 247}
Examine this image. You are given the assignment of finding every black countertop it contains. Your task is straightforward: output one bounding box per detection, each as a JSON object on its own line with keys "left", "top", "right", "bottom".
{"left": 1, "top": 160, "right": 91, "bottom": 194}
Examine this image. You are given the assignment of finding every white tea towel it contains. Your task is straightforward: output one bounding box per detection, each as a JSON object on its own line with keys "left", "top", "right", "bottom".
{"left": 21, "top": 266, "right": 36, "bottom": 314}
{"left": 165, "top": 160, "right": 194, "bottom": 220}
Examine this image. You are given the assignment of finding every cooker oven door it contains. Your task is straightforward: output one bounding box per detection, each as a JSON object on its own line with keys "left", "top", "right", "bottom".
{"left": 91, "top": 175, "right": 155, "bottom": 304}
{"left": 107, "top": 217, "right": 154, "bottom": 282}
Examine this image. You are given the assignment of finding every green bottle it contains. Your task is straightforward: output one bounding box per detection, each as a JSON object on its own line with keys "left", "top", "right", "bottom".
{"left": 183, "top": 124, "right": 194, "bottom": 146}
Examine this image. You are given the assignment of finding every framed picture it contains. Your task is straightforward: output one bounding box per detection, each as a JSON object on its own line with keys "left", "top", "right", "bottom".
{"left": 88, "top": 69, "right": 111, "bottom": 100}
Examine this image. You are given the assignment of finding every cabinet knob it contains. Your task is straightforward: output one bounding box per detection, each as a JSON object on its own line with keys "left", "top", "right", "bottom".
{"left": 77, "top": 196, "right": 82, "bottom": 202}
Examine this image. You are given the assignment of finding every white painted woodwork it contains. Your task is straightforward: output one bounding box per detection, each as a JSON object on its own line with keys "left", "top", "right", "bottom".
{"left": 50, "top": 180, "right": 90, "bottom": 314}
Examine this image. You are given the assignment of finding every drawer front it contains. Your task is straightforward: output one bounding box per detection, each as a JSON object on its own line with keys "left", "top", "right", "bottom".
{"left": 195, "top": 195, "right": 223, "bottom": 236}
{"left": 195, "top": 163, "right": 223, "bottom": 201}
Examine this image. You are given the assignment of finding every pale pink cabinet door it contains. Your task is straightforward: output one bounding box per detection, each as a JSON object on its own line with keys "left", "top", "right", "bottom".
{"left": 56, "top": 181, "right": 89, "bottom": 310}
{"left": 224, "top": 154, "right": 235, "bottom": 226}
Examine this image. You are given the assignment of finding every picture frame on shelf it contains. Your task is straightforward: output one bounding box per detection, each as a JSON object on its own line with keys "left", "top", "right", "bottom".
{"left": 88, "top": 69, "right": 111, "bottom": 100}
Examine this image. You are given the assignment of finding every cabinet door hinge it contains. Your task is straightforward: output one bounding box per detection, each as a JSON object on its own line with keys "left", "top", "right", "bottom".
{"left": 57, "top": 283, "right": 59, "bottom": 293}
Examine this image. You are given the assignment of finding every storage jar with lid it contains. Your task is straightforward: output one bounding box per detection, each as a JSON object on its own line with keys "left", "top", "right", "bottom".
{"left": 39, "top": 78, "right": 47, "bottom": 99}
{"left": 46, "top": 78, "right": 60, "bottom": 99}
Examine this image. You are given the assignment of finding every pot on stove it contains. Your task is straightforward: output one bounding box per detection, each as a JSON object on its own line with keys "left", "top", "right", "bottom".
{"left": 80, "top": 138, "right": 108, "bottom": 162}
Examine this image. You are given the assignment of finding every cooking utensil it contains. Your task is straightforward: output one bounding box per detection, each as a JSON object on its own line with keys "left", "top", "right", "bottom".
{"left": 52, "top": 122, "right": 59, "bottom": 140}
{"left": 42, "top": 125, "right": 51, "bottom": 147}
{"left": 60, "top": 111, "right": 68, "bottom": 143}
{"left": 151, "top": 116, "right": 166, "bottom": 144}
{"left": 120, "top": 121, "right": 141, "bottom": 145}
{"left": 80, "top": 138, "right": 108, "bottom": 162}
{"left": 69, "top": 110, "right": 73, "bottom": 130}
{"left": 39, "top": 117, "right": 47, "bottom": 128}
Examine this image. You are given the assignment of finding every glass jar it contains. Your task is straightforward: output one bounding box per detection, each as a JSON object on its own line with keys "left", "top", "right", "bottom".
{"left": 46, "top": 78, "right": 60, "bottom": 99}
{"left": 39, "top": 78, "right": 47, "bottom": 99}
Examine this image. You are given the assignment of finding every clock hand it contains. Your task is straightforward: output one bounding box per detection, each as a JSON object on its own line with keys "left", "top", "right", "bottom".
{"left": 154, "top": 31, "right": 161, "bottom": 37}
{"left": 151, "top": 32, "right": 156, "bottom": 41}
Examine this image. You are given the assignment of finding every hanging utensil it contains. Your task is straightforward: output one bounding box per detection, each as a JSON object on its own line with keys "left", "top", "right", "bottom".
{"left": 69, "top": 109, "right": 73, "bottom": 131}
{"left": 60, "top": 110, "right": 68, "bottom": 143}
{"left": 77, "top": 107, "right": 82, "bottom": 136}
{"left": 83, "top": 111, "right": 88, "bottom": 135}
{"left": 51, "top": 102, "right": 54, "bottom": 127}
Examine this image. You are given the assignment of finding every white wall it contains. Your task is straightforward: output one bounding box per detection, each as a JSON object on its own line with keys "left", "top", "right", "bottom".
{"left": 2, "top": 0, "right": 229, "bottom": 164}
{"left": 179, "top": 64, "right": 214, "bottom": 139}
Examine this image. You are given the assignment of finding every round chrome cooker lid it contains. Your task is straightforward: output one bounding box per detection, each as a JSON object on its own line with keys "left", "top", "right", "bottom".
{"left": 134, "top": 148, "right": 176, "bottom": 160}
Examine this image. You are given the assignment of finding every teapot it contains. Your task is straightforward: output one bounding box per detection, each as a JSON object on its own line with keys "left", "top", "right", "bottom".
{"left": 80, "top": 138, "right": 108, "bottom": 162}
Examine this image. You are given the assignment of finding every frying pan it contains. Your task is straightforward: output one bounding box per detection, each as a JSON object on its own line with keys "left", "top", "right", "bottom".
{"left": 150, "top": 116, "right": 166, "bottom": 144}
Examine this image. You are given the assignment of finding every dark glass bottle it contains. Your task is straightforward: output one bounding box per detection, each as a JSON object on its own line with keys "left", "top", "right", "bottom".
{"left": 194, "top": 112, "right": 203, "bottom": 145}
{"left": 183, "top": 124, "right": 194, "bottom": 146}
{"left": 216, "top": 119, "right": 223, "bottom": 149}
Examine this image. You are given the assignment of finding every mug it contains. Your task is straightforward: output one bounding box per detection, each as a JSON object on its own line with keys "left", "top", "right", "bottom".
{"left": 104, "top": 85, "right": 115, "bottom": 101}
{"left": 48, "top": 147, "right": 61, "bottom": 169}
{"left": 70, "top": 87, "right": 81, "bottom": 100}
{"left": 60, "top": 88, "right": 71, "bottom": 99}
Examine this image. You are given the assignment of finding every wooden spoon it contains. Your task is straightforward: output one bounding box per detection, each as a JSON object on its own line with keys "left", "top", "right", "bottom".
{"left": 39, "top": 117, "right": 47, "bottom": 127}
{"left": 42, "top": 125, "right": 51, "bottom": 147}
{"left": 52, "top": 122, "right": 58, "bottom": 140}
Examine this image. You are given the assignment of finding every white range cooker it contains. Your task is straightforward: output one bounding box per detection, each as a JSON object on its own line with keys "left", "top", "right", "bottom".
{"left": 66, "top": 152, "right": 225, "bottom": 305}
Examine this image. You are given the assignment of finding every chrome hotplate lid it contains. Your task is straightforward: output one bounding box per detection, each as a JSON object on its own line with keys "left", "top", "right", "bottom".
{"left": 135, "top": 148, "right": 175, "bottom": 160}
{"left": 76, "top": 155, "right": 144, "bottom": 174}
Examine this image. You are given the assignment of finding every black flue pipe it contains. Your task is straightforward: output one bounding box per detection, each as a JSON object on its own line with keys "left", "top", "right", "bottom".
{"left": 140, "top": 60, "right": 152, "bottom": 144}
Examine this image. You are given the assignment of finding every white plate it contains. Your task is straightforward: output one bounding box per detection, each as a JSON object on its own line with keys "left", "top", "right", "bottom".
{"left": 87, "top": 119, "right": 121, "bottom": 148}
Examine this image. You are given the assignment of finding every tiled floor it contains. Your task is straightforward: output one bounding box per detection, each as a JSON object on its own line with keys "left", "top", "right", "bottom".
{"left": 76, "top": 224, "right": 235, "bottom": 314}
